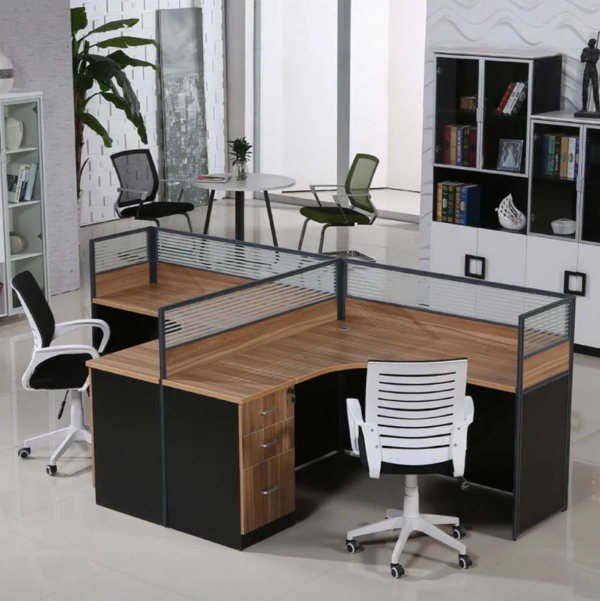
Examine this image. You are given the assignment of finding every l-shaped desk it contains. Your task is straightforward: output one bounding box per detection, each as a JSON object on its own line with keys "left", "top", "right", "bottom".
{"left": 87, "top": 228, "right": 575, "bottom": 549}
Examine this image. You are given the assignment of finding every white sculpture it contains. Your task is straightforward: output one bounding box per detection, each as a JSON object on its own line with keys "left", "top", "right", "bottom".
{"left": 496, "top": 194, "right": 526, "bottom": 230}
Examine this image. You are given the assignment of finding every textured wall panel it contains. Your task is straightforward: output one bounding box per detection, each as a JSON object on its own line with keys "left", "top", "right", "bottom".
{"left": 421, "top": 0, "right": 600, "bottom": 267}
{"left": 0, "top": 0, "right": 80, "bottom": 295}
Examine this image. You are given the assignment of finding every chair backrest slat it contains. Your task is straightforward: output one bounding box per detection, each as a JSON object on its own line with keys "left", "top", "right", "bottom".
{"left": 344, "top": 153, "right": 379, "bottom": 213}
{"left": 366, "top": 359, "right": 468, "bottom": 466}
{"left": 111, "top": 149, "right": 159, "bottom": 208}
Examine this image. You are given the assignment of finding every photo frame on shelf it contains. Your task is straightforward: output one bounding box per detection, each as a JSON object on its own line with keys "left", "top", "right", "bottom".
{"left": 497, "top": 139, "right": 524, "bottom": 172}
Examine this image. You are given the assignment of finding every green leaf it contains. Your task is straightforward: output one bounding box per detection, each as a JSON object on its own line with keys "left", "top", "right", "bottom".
{"left": 94, "top": 36, "right": 157, "bottom": 50}
{"left": 87, "top": 19, "right": 139, "bottom": 36}
{"left": 74, "top": 74, "right": 95, "bottom": 94}
{"left": 101, "top": 92, "right": 148, "bottom": 145}
{"left": 71, "top": 7, "right": 88, "bottom": 36}
{"left": 108, "top": 50, "right": 158, "bottom": 71}
{"left": 80, "top": 112, "right": 113, "bottom": 148}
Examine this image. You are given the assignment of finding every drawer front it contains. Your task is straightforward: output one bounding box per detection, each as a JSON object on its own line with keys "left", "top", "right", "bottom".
{"left": 239, "top": 389, "right": 294, "bottom": 436}
{"left": 241, "top": 449, "right": 295, "bottom": 534}
{"left": 241, "top": 418, "right": 294, "bottom": 469}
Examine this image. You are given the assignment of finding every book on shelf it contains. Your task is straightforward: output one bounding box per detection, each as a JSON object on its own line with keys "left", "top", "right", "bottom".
{"left": 575, "top": 138, "right": 580, "bottom": 178}
{"left": 460, "top": 184, "right": 481, "bottom": 226}
{"left": 497, "top": 83, "right": 516, "bottom": 113}
{"left": 441, "top": 181, "right": 454, "bottom": 222}
{"left": 447, "top": 182, "right": 457, "bottom": 222}
{"left": 559, "top": 136, "right": 569, "bottom": 179}
{"left": 436, "top": 182, "right": 444, "bottom": 221}
{"left": 196, "top": 175, "right": 230, "bottom": 183}
{"left": 462, "top": 127, "right": 471, "bottom": 167}
{"left": 554, "top": 136, "right": 561, "bottom": 175}
{"left": 456, "top": 127, "right": 464, "bottom": 166}
{"left": 454, "top": 184, "right": 462, "bottom": 223}
{"left": 6, "top": 162, "right": 31, "bottom": 203}
{"left": 511, "top": 83, "right": 528, "bottom": 115}
{"left": 567, "top": 137, "right": 576, "bottom": 180}
{"left": 23, "top": 163, "right": 38, "bottom": 201}
{"left": 450, "top": 126, "right": 458, "bottom": 165}
{"left": 469, "top": 127, "right": 477, "bottom": 167}
{"left": 443, "top": 125, "right": 452, "bottom": 164}
{"left": 503, "top": 82, "right": 523, "bottom": 115}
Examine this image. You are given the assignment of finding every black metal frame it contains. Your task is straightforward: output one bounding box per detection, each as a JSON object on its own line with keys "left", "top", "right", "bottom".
{"left": 563, "top": 270, "right": 587, "bottom": 297}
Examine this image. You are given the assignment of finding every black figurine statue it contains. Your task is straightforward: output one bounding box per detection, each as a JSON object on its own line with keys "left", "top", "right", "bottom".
{"left": 576, "top": 36, "right": 600, "bottom": 117}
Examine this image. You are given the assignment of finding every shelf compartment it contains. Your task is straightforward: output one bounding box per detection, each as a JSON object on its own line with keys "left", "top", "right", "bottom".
{"left": 10, "top": 251, "right": 43, "bottom": 262}
{"left": 5, "top": 146, "right": 38, "bottom": 155}
{"left": 8, "top": 200, "right": 41, "bottom": 209}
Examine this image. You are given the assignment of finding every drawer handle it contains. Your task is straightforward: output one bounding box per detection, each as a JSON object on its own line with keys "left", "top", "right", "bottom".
{"left": 261, "top": 407, "right": 278, "bottom": 416}
{"left": 261, "top": 438, "right": 278, "bottom": 449}
{"left": 262, "top": 485, "right": 279, "bottom": 496}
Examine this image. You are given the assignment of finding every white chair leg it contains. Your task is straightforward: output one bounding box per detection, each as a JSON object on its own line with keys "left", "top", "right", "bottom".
{"left": 421, "top": 513, "right": 460, "bottom": 527}
{"left": 348, "top": 516, "right": 403, "bottom": 540}
{"left": 391, "top": 520, "right": 415, "bottom": 565}
{"left": 49, "top": 428, "right": 80, "bottom": 467}
{"left": 386, "top": 509, "right": 403, "bottom": 519}
{"left": 24, "top": 427, "right": 70, "bottom": 447}
{"left": 416, "top": 518, "right": 467, "bottom": 555}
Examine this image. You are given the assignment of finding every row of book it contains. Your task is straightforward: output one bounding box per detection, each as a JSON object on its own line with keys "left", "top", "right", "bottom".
{"left": 7, "top": 162, "right": 38, "bottom": 203}
{"left": 442, "top": 125, "right": 478, "bottom": 166}
{"left": 435, "top": 181, "right": 481, "bottom": 226}
{"left": 496, "top": 81, "right": 528, "bottom": 115}
{"left": 540, "top": 134, "right": 579, "bottom": 180}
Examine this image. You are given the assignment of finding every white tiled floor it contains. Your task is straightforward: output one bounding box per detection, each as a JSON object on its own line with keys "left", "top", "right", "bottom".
{"left": 0, "top": 200, "right": 599, "bottom": 600}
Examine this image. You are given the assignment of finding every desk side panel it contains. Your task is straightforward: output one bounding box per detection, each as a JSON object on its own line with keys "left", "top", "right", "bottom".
{"left": 164, "top": 387, "right": 242, "bottom": 549}
{"left": 92, "top": 370, "right": 163, "bottom": 525}
{"left": 522, "top": 342, "right": 570, "bottom": 390}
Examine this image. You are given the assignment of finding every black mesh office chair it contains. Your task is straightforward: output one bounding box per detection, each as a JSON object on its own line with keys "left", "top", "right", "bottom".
{"left": 111, "top": 149, "right": 195, "bottom": 231}
{"left": 12, "top": 271, "right": 110, "bottom": 476}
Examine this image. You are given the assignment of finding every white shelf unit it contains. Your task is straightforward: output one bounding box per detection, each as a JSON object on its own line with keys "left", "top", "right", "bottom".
{"left": 0, "top": 91, "right": 48, "bottom": 318}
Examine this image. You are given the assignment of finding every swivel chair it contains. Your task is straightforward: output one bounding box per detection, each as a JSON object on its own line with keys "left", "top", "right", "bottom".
{"left": 345, "top": 359, "right": 475, "bottom": 578}
{"left": 12, "top": 271, "right": 110, "bottom": 475}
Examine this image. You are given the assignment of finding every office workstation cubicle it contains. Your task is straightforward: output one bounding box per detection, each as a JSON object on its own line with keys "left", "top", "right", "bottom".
{"left": 87, "top": 228, "right": 575, "bottom": 549}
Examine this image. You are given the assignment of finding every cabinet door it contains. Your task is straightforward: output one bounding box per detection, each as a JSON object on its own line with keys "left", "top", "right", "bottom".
{"left": 477, "top": 229, "right": 527, "bottom": 286}
{"left": 430, "top": 221, "right": 478, "bottom": 278}
{"left": 574, "top": 244, "right": 600, "bottom": 348}
{"left": 581, "top": 126, "right": 600, "bottom": 244}
{"left": 525, "top": 236, "right": 578, "bottom": 293}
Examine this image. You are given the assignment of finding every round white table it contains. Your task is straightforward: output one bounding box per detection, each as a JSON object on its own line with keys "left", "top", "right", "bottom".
{"left": 191, "top": 173, "right": 295, "bottom": 245}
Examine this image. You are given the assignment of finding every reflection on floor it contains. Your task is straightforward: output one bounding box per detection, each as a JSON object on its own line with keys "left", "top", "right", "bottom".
{"left": 0, "top": 200, "right": 598, "bottom": 599}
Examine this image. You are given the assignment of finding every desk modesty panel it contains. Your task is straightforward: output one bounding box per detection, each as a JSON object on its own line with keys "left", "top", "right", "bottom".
{"left": 87, "top": 232, "right": 575, "bottom": 548}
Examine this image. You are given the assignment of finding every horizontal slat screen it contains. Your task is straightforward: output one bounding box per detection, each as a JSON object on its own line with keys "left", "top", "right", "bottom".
{"left": 523, "top": 302, "right": 571, "bottom": 356}
{"left": 157, "top": 230, "right": 324, "bottom": 280}
{"left": 347, "top": 263, "right": 560, "bottom": 327}
{"left": 93, "top": 230, "right": 149, "bottom": 274}
{"left": 163, "top": 262, "right": 337, "bottom": 349}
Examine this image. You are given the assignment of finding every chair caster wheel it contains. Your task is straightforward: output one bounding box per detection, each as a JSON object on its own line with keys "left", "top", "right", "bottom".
{"left": 452, "top": 525, "right": 467, "bottom": 540}
{"left": 459, "top": 554, "right": 473, "bottom": 569}
{"left": 46, "top": 464, "right": 57, "bottom": 476}
{"left": 18, "top": 447, "right": 31, "bottom": 459}
{"left": 390, "top": 563, "right": 405, "bottom": 578}
{"left": 346, "top": 539, "right": 362, "bottom": 554}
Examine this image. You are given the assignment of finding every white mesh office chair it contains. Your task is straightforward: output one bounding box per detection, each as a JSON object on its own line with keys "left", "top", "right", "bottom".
{"left": 12, "top": 271, "right": 110, "bottom": 475}
{"left": 346, "top": 359, "right": 475, "bottom": 578}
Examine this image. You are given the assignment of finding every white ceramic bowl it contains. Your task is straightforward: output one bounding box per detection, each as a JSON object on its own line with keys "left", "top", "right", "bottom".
{"left": 551, "top": 219, "right": 576, "bottom": 236}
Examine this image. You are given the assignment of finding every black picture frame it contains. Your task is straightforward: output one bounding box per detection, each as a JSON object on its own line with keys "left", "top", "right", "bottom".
{"left": 497, "top": 139, "right": 524, "bottom": 172}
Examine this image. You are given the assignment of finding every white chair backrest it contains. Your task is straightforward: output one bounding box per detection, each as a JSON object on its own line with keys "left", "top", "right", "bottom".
{"left": 365, "top": 359, "right": 469, "bottom": 467}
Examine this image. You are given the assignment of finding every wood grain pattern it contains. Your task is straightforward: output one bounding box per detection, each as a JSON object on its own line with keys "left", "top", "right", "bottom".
{"left": 93, "top": 266, "right": 247, "bottom": 317}
{"left": 240, "top": 418, "right": 294, "bottom": 470}
{"left": 522, "top": 342, "right": 570, "bottom": 390}
{"left": 239, "top": 389, "right": 294, "bottom": 437}
{"left": 87, "top": 341, "right": 160, "bottom": 384}
{"left": 240, "top": 449, "right": 295, "bottom": 534}
{"left": 95, "top": 264, "right": 149, "bottom": 299}
{"left": 166, "top": 300, "right": 337, "bottom": 378}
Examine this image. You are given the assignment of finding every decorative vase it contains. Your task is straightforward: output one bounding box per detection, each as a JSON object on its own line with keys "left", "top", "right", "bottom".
{"left": 236, "top": 160, "right": 247, "bottom": 181}
{"left": 9, "top": 232, "right": 27, "bottom": 255}
{"left": 5, "top": 117, "right": 23, "bottom": 149}
{"left": 0, "top": 44, "right": 14, "bottom": 93}
{"left": 495, "top": 194, "right": 526, "bottom": 230}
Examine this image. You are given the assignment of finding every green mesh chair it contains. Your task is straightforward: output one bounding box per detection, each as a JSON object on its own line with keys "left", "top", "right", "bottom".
{"left": 298, "top": 153, "right": 380, "bottom": 253}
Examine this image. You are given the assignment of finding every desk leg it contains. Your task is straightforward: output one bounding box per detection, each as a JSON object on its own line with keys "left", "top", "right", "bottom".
{"left": 235, "top": 190, "right": 245, "bottom": 241}
{"left": 263, "top": 191, "right": 279, "bottom": 246}
{"left": 203, "top": 189, "right": 215, "bottom": 235}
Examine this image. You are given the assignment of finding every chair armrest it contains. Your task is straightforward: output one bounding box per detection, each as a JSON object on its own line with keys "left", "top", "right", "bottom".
{"left": 309, "top": 183, "right": 344, "bottom": 208}
{"left": 54, "top": 319, "right": 111, "bottom": 354}
{"left": 117, "top": 187, "right": 149, "bottom": 201}
{"left": 450, "top": 396, "right": 475, "bottom": 478}
{"left": 332, "top": 193, "right": 377, "bottom": 220}
{"left": 22, "top": 344, "right": 99, "bottom": 392}
{"left": 346, "top": 398, "right": 382, "bottom": 479}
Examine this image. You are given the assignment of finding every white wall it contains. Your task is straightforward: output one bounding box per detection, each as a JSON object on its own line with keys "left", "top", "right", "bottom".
{"left": 421, "top": 0, "right": 596, "bottom": 268}
{"left": 1, "top": 0, "right": 79, "bottom": 294}
{"left": 388, "top": 0, "right": 426, "bottom": 192}
{"left": 73, "top": 0, "right": 226, "bottom": 224}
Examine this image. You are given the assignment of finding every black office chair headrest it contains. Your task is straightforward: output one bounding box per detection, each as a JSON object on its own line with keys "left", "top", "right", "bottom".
{"left": 12, "top": 271, "right": 55, "bottom": 347}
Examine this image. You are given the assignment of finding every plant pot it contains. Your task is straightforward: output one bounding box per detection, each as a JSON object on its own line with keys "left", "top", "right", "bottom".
{"left": 0, "top": 44, "right": 14, "bottom": 93}
{"left": 236, "top": 161, "right": 248, "bottom": 181}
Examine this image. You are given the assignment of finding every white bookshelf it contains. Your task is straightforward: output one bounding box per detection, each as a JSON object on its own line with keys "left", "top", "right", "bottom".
{"left": 0, "top": 91, "right": 48, "bottom": 317}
